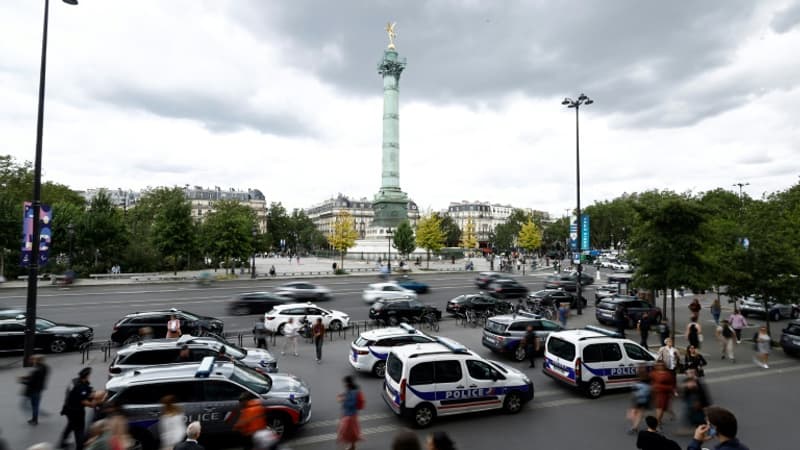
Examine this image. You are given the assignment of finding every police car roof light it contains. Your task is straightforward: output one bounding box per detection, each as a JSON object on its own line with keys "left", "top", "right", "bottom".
{"left": 434, "top": 336, "right": 469, "bottom": 354}
{"left": 583, "top": 325, "right": 623, "bottom": 338}
{"left": 399, "top": 323, "right": 416, "bottom": 333}
{"left": 195, "top": 356, "right": 216, "bottom": 378}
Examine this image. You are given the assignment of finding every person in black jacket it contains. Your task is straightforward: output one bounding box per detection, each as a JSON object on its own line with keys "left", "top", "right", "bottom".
{"left": 58, "top": 367, "right": 95, "bottom": 450}
{"left": 174, "top": 421, "right": 205, "bottom": 450}
{"left": 19, "top": 354, "right": 49, "bottom": 425}
{"left": 637, "top": 415, "right": 680, "bottom": 450}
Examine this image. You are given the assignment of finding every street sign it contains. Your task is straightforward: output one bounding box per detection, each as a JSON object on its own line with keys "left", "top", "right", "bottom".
{"left": 581, "top": 215, "right": 590, "bottom": 251}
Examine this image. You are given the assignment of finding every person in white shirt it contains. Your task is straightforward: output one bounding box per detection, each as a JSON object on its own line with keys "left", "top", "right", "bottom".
{"left": 166, "top": 314, "right": 182, "bottom": 339}
{"left": 158, "top": 395, "right": 184, "bottom": 450}
{"left": 281, "top": 318, "right": 299, "bottom": 356}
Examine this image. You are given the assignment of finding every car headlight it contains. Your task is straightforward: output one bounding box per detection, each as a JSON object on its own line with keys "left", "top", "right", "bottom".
{"left": 522, "top": 376, "right": 531, "bottom": 384}
{"left": 71, "top": 333, "right": 80, "bottom": 338}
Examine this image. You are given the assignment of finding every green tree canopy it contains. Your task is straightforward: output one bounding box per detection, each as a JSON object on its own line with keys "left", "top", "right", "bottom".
{"left": 201, "top": 200, "right": 257, "bottom": 273}
{"left": 416, "top": 214, "right": 445, "bottom": 268}
{"left": 392, "top": 220, "right": 416, "bottom": 257}
{"left": 436, "top": 213, "right": 461, "bottom": 247}
{"left": 518, "top": 219, "right": 542, "bottom": 253}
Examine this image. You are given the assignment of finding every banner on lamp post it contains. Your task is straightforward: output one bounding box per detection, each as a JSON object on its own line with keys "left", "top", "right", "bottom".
{"left": 20, "top": 202, "right": 53, "bottom": 267}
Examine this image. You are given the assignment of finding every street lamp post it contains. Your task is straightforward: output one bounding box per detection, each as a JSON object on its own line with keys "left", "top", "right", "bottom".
{"left": 251, "top": 226, "right": 257, "bottom": 279}
{"left": 24, "top": 0, "right": 78, "bottom": 367}
{"left": 386, "top": 228, "right": 394, "bottom": 274}
{"left": 733, "top": 182, "right": 749, "bottom": 206}
{"left": 562, "top": 93, "right": 593, "bottom": 315}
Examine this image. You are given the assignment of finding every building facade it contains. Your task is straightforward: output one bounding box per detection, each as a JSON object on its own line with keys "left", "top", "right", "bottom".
{"left": 182, "top": 186, "right": 267, "bottom": 232}
{"left": 306, "top": 194, "right": 420, "bottom": 239}
{"left": 445, "top": 201, "right": 551, "bottom": 244}
{"left": 79, "top": 188, "right": 141, "bottom": 212}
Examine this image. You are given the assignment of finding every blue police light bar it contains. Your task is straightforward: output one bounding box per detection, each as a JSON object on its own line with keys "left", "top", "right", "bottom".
{"left": 584, "top": 325, "right": 623, "bottom": 338}
{"left": 435, "top": 336, "right": 469, "bottom": 353}
{"left": 399, "top": 323, "right": 417, "bottom": 333}
{"left": 195, "top": 356, "right": 216, "bottom": 378}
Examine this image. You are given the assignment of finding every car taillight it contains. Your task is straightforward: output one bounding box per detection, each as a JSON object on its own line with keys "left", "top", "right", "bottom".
{"left": 357, "top": 350, "right": 369, "bottom": 355}
{"left": 109, "top": 367, "right": 121, "bottom": 374}
{"left": 265, "top": 316, "right": 275, "bottom": 321}
{"left": 575, "top": 357, "right": 582, "bottom": 379}
{"left": 400, "top": 379, "right": 406, "bottom": 403}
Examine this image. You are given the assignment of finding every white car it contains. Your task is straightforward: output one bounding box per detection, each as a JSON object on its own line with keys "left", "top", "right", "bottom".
{"left": 264, "top": 303, "right": 350, "bottom": 335}
{"left": 274, "top": 281, "right": 332, "bottom": 301}
{"left": 611, "top": 262, "right": 631, "bottom": 272}
{"left": 362, "top": 282, "right": 417, "bottom": 304}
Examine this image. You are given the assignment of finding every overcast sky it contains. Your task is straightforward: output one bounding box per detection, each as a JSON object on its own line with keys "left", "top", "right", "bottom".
{"left": 2, "top": 0, "right": 799, "bottom": 216}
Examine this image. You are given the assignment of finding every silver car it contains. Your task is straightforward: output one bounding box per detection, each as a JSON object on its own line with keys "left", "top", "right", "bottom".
{"left": 275, "top": 281, "right": 332, "bottom": 301}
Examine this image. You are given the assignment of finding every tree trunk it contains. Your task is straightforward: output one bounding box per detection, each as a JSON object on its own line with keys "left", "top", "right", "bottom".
{"left": 0, "top": 250, "right": 4, "bottom": 278}
{"left": 763, "top": 295, "right": 771, "bottom": 341}
{"left": 340, "top": 251, "right": 345, "bottom": 271}
{"left": 426, "top": 251, "right": 430, "bottom": 269}
{"left": 662, "top": 289, "right": 667, "bottom": 321}
{"left": 670, "top": 289, "right": 676, "bottom": 339}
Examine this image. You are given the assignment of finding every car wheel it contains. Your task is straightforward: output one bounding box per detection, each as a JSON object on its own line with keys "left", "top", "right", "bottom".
{"left": 513, "top": 346, "right": 527, "bottom": 362}
{"left": 329, "top": 320, "right": 343, "bottom": 332}
{"left": 49, "top": 339, "right": 67, "bottom": 353}
{"left": 771, "top": 311, "right": 781, "bottom": 322}
{"left": 232, "top": 304, "right": 251, "bottom": 316}
{"left": 585, "top": 378, "right": 605, "bottom": 399}
{"left": 123, "top": 334, "right": 140, "bottom": 346}
{"left": 412, "top": 404, "right": 436, "bottom": 428}
{"left": 503, "top": 391, "right": 524, "bottom": 414}
{"left": 267, "top": 414, "right": 291, "bottom": 438}
{"left": 277, "top": 323, "right": 286, "bottom": 336}
{"left": 373, "top": 360, "right": 386, "bottom": 377}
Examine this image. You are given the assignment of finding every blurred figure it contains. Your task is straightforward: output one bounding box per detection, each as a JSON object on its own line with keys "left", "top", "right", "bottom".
{"left": 716, "top": 319, "right": 736, "bottom": 362}
{"left": 19, "top": 354, "right": 49, "bottom": 425}
{"left": 337, "top": 376, "right": 362, "bottom": 450}
{"left": 176, "top": 345, "right": 192, "bottom": 362}
{"left": 107, "top": 411, "right": 133, "bottom": 450}
{"left": 427, "top": 431, "right": 456, "bottom": 450}
{"left": 685, "top": 316, "right": 702, "bottom": 350}
{"left": 253, "top": 319, "right": 268, "bottom": 350}
{"left": 27, "top": 444, "right": 54, "bottom": 450}
{"left": 627, "top": 367, "right": 651, "bottom": 434}
{"left": 166, "top": 314, "right": 182, "bottom": 339}
{"left": 681, "top": 369, "right": 711, "bottom": 431}
{"left": 58, "top": 367, "right": 95, "bottom": 450}
{"left": 523, "top": 325, "right": 540, "bottom": 368}
{"left": 391, "top": 429, "right": 421, "bottom": 450}
{"left": 234, "top": 394, "right": 267, "bottom": 450}
{"left": 252, "top": 429, "right": 279, "bottom": 450}
{"left": 684, "top": 346, "right": 707, "bottom": 377}
{"left": 636, "top": 313, "right": 651, "bottom": 348}
{"left": 138, "top": 327, "right": 154, "bottom": 341}
{"left": 688, "top": 298, "right": 701, "bottom": 321}
{"left": 728, "top": 309, "right": 747, "bottom": 343}
{"left": 753, "top": 326, "right": 771, "bottom": 368}
{"left": 281, "top": 318, "right": 299, "bottom": 357}
{"left": 174, "top": 421, "right": 204, "bottom": 450}
{"left": 650, "top": 361, "right": 675, "bottom": 425}
{"left": 84, "top": 419, "right": 110, "bottom": 450}
{"left": 558, "top": 302, "right": 569, "bottom": 328}
{"left": 159, "top": 395, "right": 184, "bottom": 450}
{"left": 312, "top": 318, "right": 325, "bottom": 363}
{"left": 709, "top": 298, "right": 721, "bottom": 325}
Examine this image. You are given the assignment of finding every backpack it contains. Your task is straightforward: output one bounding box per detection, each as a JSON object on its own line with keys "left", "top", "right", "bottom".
{"left": 355, "top": 390, "right": 365, "bottom": 410}
{"left": 722, "top": 325, "right": 733, "bottom": 339}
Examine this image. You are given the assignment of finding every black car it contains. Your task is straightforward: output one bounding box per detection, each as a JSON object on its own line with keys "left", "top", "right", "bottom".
{"left": 595, "top": 296, "right": 661, "bottom": 329}
{"left": 228, "top": 292, "right": 292, "bottom": 315}
{"left": 445, "top": 294, "right": 509, "bottom": 315}
{"left": 475, "top": 272, "right": 502, "bottom": 289}
{"left": 780, "top": 320, "right": 800, "bottom": 357}
{"left": 543, "top": 272, "right": 594, "bottom": 292}
{"left": 111, "top": 309, "right": 224, "bottom": 345}
{"left": 487, "top": 278, "right": 529, "bottom": 299}
{"left": 0, "top": 315, "right": 92, "bottom": 353}
{"left": 528, "top": 289, "right": 588, "bottom": 309}
{"left": 368, "top": 298, "right": 442, "bottom": 325}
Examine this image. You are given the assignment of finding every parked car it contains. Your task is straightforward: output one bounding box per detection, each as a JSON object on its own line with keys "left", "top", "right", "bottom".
{"left": 738, "top": 297, "right": 799, "bottom": 321}
{"left": 779, "top": 320, "right": 800, "bottom": 357}
{"left": 595, "top": 296, "right": 661, "bottom": 329}
{"left": 610, "top": 262, "right": 633, "bottom": 273}
{"left": 228, "top": 292, "right": 292, "bottom": 315}
{"left": 487, "top": 278, "right": 530, "bottom": 299}
{"left": 362, "top": 282, "right": 417, "bottom": 304}
{"left": 274, "top": 281, "right": 332, "bottom": 301}
{"left": 395, "top": 276, "right": 430, "bottom": 294}
{"left": 264, "top": 303, "right": 350, "bottom": 335}
{"left": 368, "top": 298, "right": 442, "bottom": 325}
{"left": 0, "top": 308, "right": 24, "bottom": 320}
{"left": 594, "top": 284, "right": 619, "bottom": 305}
{"left": 0, "top": 315, "right": 92, "bottom": 353}
{"left": 528, "top": 289, "right": 587, "bottom": 309}
{"left": 482, "top": 312, "right": 564, "bottom": 361}
{"left": 544, "top": 272, "right": 594, "bottom": 292}
{"left": 475, "top": 271, "right": 502, "bottom": 289}
{"left": 445, "top": 293, "right": 509, "bottom": 315}
{"left": 111, "top": 309, "right": 224, "bottom": 345}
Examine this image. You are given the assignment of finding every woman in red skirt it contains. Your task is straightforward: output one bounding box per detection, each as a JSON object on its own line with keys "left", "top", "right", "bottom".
{"left": 650, "top": 361, "right": 676, "bottom": 426}
{"left": 337, "top": 376, "right": 362, "bottom": 450}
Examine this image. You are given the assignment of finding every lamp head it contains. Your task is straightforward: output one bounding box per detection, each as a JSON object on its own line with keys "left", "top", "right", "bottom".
{"left": 584, "top": 98, "right": 594, "bottom": 105}
{"left": 561, "top": 98, "right": 572, "bottom": 105}
{"left": 63, "top": 0, "right": 79, "bottom": 5}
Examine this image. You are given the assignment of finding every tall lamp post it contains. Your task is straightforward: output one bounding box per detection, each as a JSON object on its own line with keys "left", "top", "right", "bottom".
{"left": 24, "top": 0, "right": 78, "bottom": 367}
{"left": 733, "top": 182, "right": 749, "bottom": 206}
{"left": 562, "top": 93, "right": 594, "bottom": 315}
{"left": 251, "top": 226, "right": 257, "bottom": 279}
{"left": 386, "top": 228, "right": 394, "bottom": 274}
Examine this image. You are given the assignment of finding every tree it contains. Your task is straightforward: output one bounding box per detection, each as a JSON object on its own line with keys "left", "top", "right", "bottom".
{"left": 518, "top": 219, "right": 542, "bottom": 254}
{"left": 80, "top": 190, "right": 128, "bottom": 271}
{"left": 201, "top": 200, "right": 257, "bottom": 274}
{"left": 143, "top": 188, "right": 195, "bottom": 274}
{"left": 393, "top": 220, "right": 416, "bottom": 258}
{"left": 416, "top": 215, "right": 445, "bottom": 268}
{"left": 492, "top": 208, "right": 531, "bottom": 252}
{"left": 267, "top": 203, "right": 292, "bottom": 253}
{"left": 459, "top": 218, "right": 478, "bottom": 253}
{"left": 328, "top": 211, "right": 358, "bottom": 269}
{"left": 290, "top": 209, "right": 326, "bottom": 254}
{"left": 436, "top": 213, "right": 461, "bottom": 247}
{"left": 542, "top": 217, "right": 569, "bottom": 257}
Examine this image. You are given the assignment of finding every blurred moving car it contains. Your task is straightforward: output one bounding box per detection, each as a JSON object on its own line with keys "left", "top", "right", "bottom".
{"left": 475, "top": 271, "right": 502, "bottom": 289}
{"left": 368, "top": 298, "right": 442, "bottom": 325}
{"left": 395, "top": 276, "right": 430, "bottom": 294}
{"left": 487, "top": 278, "right": 530, "bottom": 299}
{"left": 0, "top": 314, "right": 92, "bottom": 353}
{"left": 528, "top": 289, "right": 587, "bottom": 309}
{"left": 275, "top": 281, "right": 332, "bottom": 301}
{"left": 111, "top": 309, "right": 224, "bottom": 345}
{"left": 362, "top": 282, "right": 417, "bottom": 304}
{"left": 738, "top": 297, "right": 799, "bottom": 321}
{"left": 228, "top": 292, "right": 292, "bottom": 315}
{"left": 445, "top": 293, "right": 509, "bottom": 315}
{"left": 544, "top": 272, "right": 594, "bottom": 292}
{"left": 779, "top": 320, "right": 800, "bottom": 356}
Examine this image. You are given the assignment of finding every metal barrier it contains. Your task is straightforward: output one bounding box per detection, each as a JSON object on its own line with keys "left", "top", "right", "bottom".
{"left": 80, "top": 340, "right": 113, "bottom": 364}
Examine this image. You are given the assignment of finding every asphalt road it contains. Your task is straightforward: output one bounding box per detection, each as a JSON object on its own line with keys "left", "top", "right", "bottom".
{"left": 1, "top": 270, "right": 797, "bottom": 449}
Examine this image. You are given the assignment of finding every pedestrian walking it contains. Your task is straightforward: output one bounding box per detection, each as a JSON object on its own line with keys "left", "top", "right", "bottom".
{"left": 166, "top": 314, "right": 182, "bottom": 339}
{"left": 159, "top": 395, "right": 184, "bottom": 450}
{"left": 253, "top": 320, "right": 268, "bottom": 350}
{"left": 558, "top": 302, "right": 569, "bottom": 328}
{"left": 688, "top": 298, "right": 702, "bottom": 321}
{"left": 312, "top": 318, "right": 325, "bottom": 363}
{"left": 685, "top": 316, "right": 703, "bottom": 350}
{"left": 753, "top": 326, "right": 771, "bottom": 368}
{"left": 710, "top": 298, "right": 721, "bottom": 325}
{"left": 522, "top": 325, "right": 540, "bottom": 368}
{"left": 687, "top": 406, "right": 750, "bottom": 450}
{"left": 281, "top": 318, "right": 299, "bottom": 356}
{"left": 174, "top": 421, "right": 204, "bottom": 450}
{"left": 684, "top": 346, "right": 707, "bottom": 377}
{"left": 650, "top": 361, "right": 675, "bottom": 426}
{"left": 635, "top": 415, "right": 680, "bottom": 450}
{"left": 234, "top": 394, "right": 267, "bottom": 450}
{"left": 19, "top": 354, "right": 49, "bottom": 425}
{"left": 627, "top": 367, "right": 651, "bottom": 435}
{"left": 716, "top": 320, "right": 736, "bottom": 362}
{"left": 58, "top": 367, "right": 95, "bottom": 450}
{"left": 269, "top": 265, "right": 276, "bottom": 277}
{"left": 337, "top": 376, "right": 363, "bottom": 450}
{"left": 637, "top": 313, "right": 651, "bottom": 348}
{"left": 614, "top": 305, "right": 628, "bottom": 338}
{"left": 426, "top": 431, "right": 456, "bottom": 450}
{"left": 728, "top": 309, "right": 747, "bottom": 343}
{"left": 84, "top": 419, "right": 110, "bottom": 450}
{"left": 658, "top": 318, "right": 670, "bottom": 350}
{"left": 656, "top": 338, "right": 681, "bottom": 376}
{"left": 681, "top": 369, "right": 711, "bottom": 430}
{"left": 391, "top": 429, "right": 421, "bottom": 450}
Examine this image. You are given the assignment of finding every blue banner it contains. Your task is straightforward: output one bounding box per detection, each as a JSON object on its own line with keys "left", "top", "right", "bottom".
{"left": 581, "top": 215, "right": 590, "bottom": 250}
{"left": 20, "top": 202, "right": 52, "bottom": 267}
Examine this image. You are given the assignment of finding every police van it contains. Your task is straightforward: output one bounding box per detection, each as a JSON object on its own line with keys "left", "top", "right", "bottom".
{"left": 382, "top": 336, "right": 533, "bottom": 428}
{"left": 349, "top": 323, "right": 437, "bottom": 377}
{"left": 542, "top": 326, "right": 655, "bottom": 398}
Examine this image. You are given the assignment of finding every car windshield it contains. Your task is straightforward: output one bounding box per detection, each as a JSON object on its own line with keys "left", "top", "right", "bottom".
{"left": 178, "top": 311, "right": 201, "bottom": 321}
{"left": 35, "top": 318, "right": 57, "bottom": 331}
{"left": 484, "top": 319, "right": 508, "bottom": 334}
{"left": 231, "top": 364, "right": 272, "bottom": 395}
{"left": 354, "top": 336, "right": 373, "bottom": 347}
{"left": 488, "top": 360, "right": 509, "bottom": 374}
{"left": 222, "top": 343, "right": 246, "bottom": 359}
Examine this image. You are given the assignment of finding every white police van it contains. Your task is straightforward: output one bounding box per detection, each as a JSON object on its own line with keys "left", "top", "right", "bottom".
{"left": 382, "top": 336, "right": 533, "bottom": 428}
{"left": 542, "top": 326, "right": 655, "bottom": 398}
{"left": 349, "top": 323, "right": 437, "bottom": 377}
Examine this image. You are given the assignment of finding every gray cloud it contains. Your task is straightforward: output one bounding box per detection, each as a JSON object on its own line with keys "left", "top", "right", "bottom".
{"left": 132, "top": 160, "right": 197, "bottom": 174}
{"left": 229, "top": 0, "right": 767, "bottom": 128}
{"left": 737, "top": 153, "right": 772, "bottom": 165}
{"left": 94, "top": 83, "right": 313, "bottom": 138}
{"left": 771, "top": 2, "right": 800, "bottom": 33}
